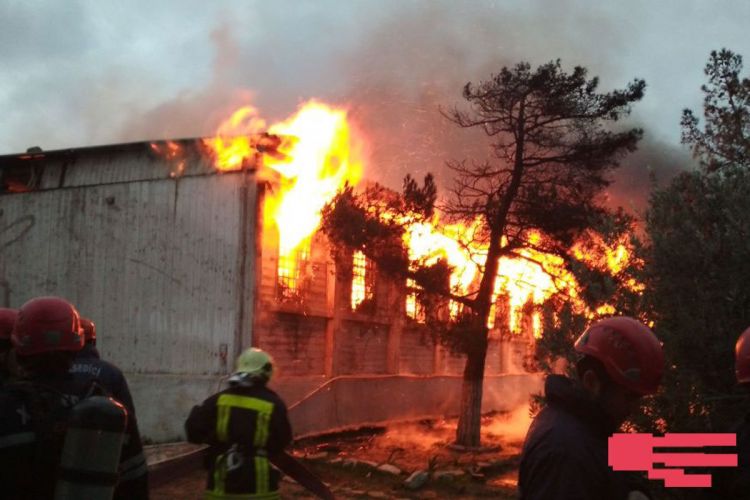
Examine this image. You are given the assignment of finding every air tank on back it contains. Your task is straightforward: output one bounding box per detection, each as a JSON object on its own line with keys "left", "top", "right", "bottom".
{"left": 55, "top": 395, "right": 128, "bottom": 500}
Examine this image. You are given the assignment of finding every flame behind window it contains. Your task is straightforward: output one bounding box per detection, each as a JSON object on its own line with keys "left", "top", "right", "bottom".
{"left": 406, "top": 278, "right": 426, "bottom": 323}
{"left": 277, "top": 242, "right": 311, "bottom": 301}
{"left": 351, "top": 251, "right": 374, "bottom": 311}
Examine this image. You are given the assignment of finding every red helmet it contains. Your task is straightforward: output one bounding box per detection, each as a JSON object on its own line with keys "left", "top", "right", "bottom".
{"left": 11, "top": 297, "right": 84, "bottom": 356}
{"left": 735, "top": 327, "right": 750, "bottom": 384}
{"left": 80, "top": 318, "right": 96, "bottom": 343}
{"left": 574, "top": 316, "right": 664, "bottom": 395}
{"left": 0, "top": 308, "right": 18, "bottom": 341}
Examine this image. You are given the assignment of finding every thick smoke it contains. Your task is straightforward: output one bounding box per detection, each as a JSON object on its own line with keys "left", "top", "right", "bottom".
{"left": 112, "top": 1, "right": 692, "bottom": 211}
{"left": 605, "top": 135, "right": 690, "bottom": 214}
{"left": 117, "top": 23, "right": 256, "bottom": 142}
{"left": 333, "top": 2, "right": 693, "bottom": 212}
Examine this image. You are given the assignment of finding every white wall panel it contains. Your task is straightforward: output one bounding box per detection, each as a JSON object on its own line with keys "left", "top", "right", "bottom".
{"left": 0, "top": 167, "right": 256, "bottom": 376}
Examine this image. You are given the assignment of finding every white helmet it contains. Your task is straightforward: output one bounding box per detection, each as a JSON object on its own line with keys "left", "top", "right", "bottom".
{"left": 229, "top": 348, "right": 274, "bottom": 384}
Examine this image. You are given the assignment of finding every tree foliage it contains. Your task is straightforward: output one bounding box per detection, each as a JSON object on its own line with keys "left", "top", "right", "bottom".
{"left": 639, "top": 50, "right": 750, "bottom": 439}
{"left": 321, "top": 59, "right": 645, "bottom": 446}
{"left": 644, "top": 162, "right": 750, "bottom": 435}
{"left": 627, "top": 48, "right": 750, "bottom": 500}
{"left": 681, "top": 49, "right": 750, "bottom": 172}
{"left": 320, "top": 175, "right": 452, "bottom": 296}
{"left": 534, "top": 212, "right": 648, "bottom": 373}
{"left": 445, "top": 60, "right": 645, "bottom": 257}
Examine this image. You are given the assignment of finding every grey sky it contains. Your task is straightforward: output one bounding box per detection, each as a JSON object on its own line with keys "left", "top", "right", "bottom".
{"left": 2, "top": 0, "right": 749, "bottom": 205}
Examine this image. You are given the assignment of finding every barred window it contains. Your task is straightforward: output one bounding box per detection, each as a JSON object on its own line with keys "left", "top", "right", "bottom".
{"left": 277, "top": 243, "right": 310, "bottom": 300}
{"left": 351, "top": 251, "right": 375, "bottom": 311}
{"left": 405, "top": 278, "right": 425, "bottom": 322}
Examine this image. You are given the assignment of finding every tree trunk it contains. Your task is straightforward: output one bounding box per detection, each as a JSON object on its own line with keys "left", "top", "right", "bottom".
{"left": 455, "top": 334, "right": 488, "bottom": 447}
{"left": 455, "top": 97, "right": 526, "bottom": 448}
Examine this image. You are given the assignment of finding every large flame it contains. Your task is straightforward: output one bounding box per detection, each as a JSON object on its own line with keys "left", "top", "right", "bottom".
{"left": 403, "top": 222, "right": 573, "bottom": 335}
{"left": 203, "top": 100, "right": 364, "bottom": 260}
{"left": 201, "top": 98, "right": 637, "bottom": 339}
{"left": 406, "top": 220, "right": 481, "bottom": 295}
{"left": 404, "top": 218, "right": 483, "bottom": 320}
{"left": 265, "top": 101, "right": 363, "bottom": 257}
{"left": 492, "top": 239, "right": 578, "bottom": 336}
{"left": 202, "top": 106, "right": 266, "bottom": 172}
{"left": 402, "top": 220, "right": 635, "bottom": 337}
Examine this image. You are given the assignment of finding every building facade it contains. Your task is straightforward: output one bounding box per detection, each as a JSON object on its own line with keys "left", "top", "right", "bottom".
{"left": 0, "top": 140, "right": 540, "bottom": 442}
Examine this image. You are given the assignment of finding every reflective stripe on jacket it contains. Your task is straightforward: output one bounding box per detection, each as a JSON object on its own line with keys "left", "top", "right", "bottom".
{"left": 185, "top": 384, "right": 292, "bottom": 500}
{"left": 212, "top": 394, "right": 274, "bottom": 498}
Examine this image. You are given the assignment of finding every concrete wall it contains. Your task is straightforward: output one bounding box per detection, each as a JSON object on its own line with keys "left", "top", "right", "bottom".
{"left": 134, "top": 371, "right": 543, "bottom": 442}
{"left": 284, "top": 373, "right": 544, "bottom": 438}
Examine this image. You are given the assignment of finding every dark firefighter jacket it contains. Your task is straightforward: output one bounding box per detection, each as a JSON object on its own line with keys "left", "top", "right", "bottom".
{"left": 185, "top": 382, "right": 293, "bottom": 500}
{"left": 519, "top": 375, "right": 650, "bottom": 500}
{"left": 0, "top": 372, "right": 146, "bottom": 500}
{"left": 70, "top": 344, "right": 149, "bottom": 499}
{"left": 705, "top": 412, "right": 750, "bottom": 499}
{"left": 71, "top": 345, "right": 137, "bottom": 421}
{"left": 0, "top": 339, "right": 10, "bottom": 387}
{"left": 726, "top": 413, "right": 750, "bottom": 499}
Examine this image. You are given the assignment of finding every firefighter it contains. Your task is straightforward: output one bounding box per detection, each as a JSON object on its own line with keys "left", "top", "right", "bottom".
{"left": 726, "top": 326, "right": 750, "bottom": 498}
{"left": 0, "top": 308, "right": 17, "bottom": 385}
{"left": 0, "top": 297, "right": 147, "bottom": 499}
{"left": 186, "top": 347, "right": 335, "bottom": 500}
{"left": 71, "top": 317, "right": 139, "bottom": 421}
{"left": 518, "top": 316, "right": 664, "bottom": 500}
{"left": 69, "top": 316, "right": 149, "bottom": 498}
{"left": 0, "top": 296, "right": 90, "bottom": 498}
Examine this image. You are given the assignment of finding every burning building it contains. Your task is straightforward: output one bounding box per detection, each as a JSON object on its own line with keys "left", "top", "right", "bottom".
{"left": 0, "top": 101, "right": 543, "bottom": 442}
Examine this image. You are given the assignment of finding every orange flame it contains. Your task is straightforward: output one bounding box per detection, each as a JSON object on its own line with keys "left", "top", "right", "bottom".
{"left": 202, "top": 106, "right": 266, "bottom": 172}
{"left": 405, "top": 219, "right": 482, "bottom": 295}
{"left": 402, "top": 220, "right": 634, "bottom": 337}
{"left": 204, "top": 100, "right": 364, "bottom": 259}
{"left": 150, "top": 140, "right": 187, "bottom": 177}
{"left": 492, "top": 240, "right": 577, "bottom": 336}
{"left": 201, "top": 98, "right": 637, "bottom": 339}
{"left": 404, "top": 218, "right": 483, "bottom": 320}
{"left": 264, "top": 101, "right": 364, "bottom": 257}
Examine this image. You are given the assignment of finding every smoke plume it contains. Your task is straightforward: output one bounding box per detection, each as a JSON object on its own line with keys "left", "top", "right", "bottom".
{"left": 109, "top": 2, "right": 694, "bottom": 210}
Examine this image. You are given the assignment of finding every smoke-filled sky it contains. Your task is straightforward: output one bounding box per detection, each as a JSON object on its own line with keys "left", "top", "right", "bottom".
{"left": 2, "top": 0, "right": 749, "bottom": 210}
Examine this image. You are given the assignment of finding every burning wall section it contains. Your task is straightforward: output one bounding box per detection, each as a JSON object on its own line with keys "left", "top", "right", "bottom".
{"left": 252, "top": 194, "right": 540, "bottom": 381}
{"left": 251, "top": 204, "right": 541, "bottom": 436}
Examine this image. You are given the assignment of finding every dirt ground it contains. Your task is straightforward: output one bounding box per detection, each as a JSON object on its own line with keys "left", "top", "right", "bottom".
{"left": 150, "top": 411, "right": 528, "bottom": 499}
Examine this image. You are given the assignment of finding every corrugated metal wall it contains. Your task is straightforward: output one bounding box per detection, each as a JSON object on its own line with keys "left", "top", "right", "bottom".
{"left": 0, "top": 150, "right": 256, "bottom": 376}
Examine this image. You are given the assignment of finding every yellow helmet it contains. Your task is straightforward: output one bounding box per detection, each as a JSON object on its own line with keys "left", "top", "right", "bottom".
{"left": 234, "top": 348, "right": 274, "bottom": 381}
